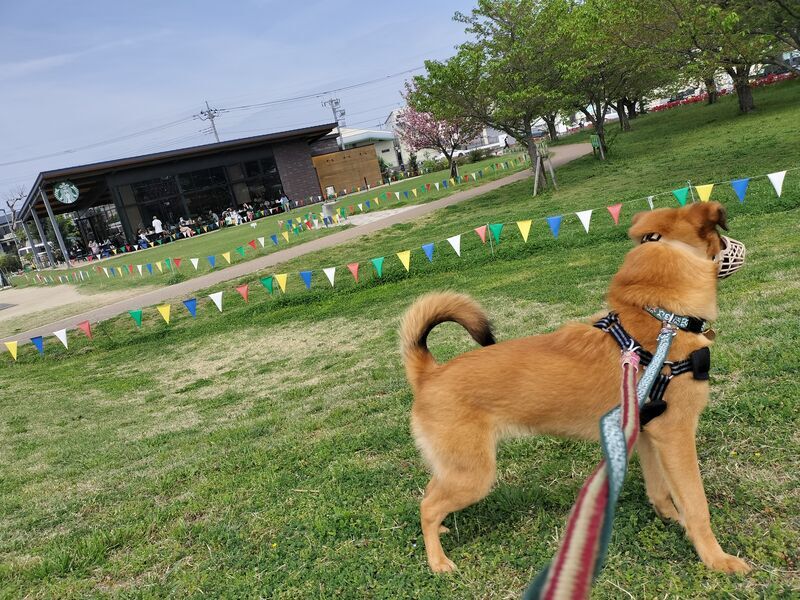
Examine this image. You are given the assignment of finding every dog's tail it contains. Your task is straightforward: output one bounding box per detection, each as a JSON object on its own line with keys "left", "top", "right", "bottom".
{"left": 399, "top": 292, "right": 495, "bottom": 392}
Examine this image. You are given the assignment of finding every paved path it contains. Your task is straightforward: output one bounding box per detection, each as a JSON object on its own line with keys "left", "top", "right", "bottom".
{"left": 3, "top": 143, "right": 591, "bottom": 343}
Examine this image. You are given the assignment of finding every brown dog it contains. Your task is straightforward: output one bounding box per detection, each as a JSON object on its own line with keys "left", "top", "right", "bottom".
{"left": 400, "top": 202, "right": 750, "bottom": 575}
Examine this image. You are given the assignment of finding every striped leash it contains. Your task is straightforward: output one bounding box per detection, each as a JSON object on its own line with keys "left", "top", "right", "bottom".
{"left": 524, "top": 324, "right": 677, "bottom": 599}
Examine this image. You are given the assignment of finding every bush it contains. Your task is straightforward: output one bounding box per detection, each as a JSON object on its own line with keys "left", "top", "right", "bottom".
{"left": 0, "top": 252, "right": 22, "bottom": 272}
{"left": 422, "top": 158, "right": 448, "bottom": 173}
{"left": 467, "top": 148, "right": 488, "bottom": 163}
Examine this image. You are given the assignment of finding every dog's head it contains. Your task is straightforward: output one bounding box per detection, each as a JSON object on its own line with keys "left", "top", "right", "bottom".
{"left": 608, "top": 203, "right": 744, "bottom": 321}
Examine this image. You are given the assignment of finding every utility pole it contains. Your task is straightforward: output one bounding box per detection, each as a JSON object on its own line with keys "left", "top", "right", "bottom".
{"left": 196, "top": 100, "right": 221, "bottom": 142}
{"left": 322, "top": 97, "right": 346, "bottom": 149}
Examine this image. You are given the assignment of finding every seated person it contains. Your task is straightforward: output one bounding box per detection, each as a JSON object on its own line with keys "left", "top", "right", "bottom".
{"left": 179, "top": 223, "right": 195, "bottom": 237}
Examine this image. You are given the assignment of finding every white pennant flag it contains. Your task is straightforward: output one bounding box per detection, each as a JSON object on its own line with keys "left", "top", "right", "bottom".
{"left": 257, "top": 236, "right": 265, "bottom": 248}
{"left": 576, "top": 209, "right": 593, "bottom": 233}
{"left": 358, "top": 203, "right": 364, "bottom": 212}
{"left": 394, "top": 192, "right": 400, "bottom": 200}
{"left": 434, "top": 182, "right": 440, "bottom": 191}
{"left": 767, "top": 171, "right": 786, "bottom": 197}
{"left": 647, "top": 195, "right": 654, "bottom": 210}
{"left": 447, "top": 234, "right": 462, "bottom": 257}
{"left": 208, "top": 291, "right": 223, "bottom": 312}
{"left": 190, "top": 258, "right": 199, "bottom": 270}
{"left": 103, "top": 267, "right": 109, "bottom": 277}
{"left": 53, "top": 328, "right": 68, "bottom": 349}
{"left": 136, "top": 264, "right": 143, "bottom": 276}
{"left": 323, "top": 267, "right": 336, "bottom": 286}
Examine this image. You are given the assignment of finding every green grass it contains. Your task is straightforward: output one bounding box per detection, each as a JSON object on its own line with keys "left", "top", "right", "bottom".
{"left": 11, "top": 153, "right": 528, "bottom": 293}
{"left": 1, "top": 81, "right": 799, "bottom": 599}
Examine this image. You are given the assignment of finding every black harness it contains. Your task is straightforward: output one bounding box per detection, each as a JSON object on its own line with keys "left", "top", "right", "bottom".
{"left": 594, "top": 312, "right": 711, "bottom": 428}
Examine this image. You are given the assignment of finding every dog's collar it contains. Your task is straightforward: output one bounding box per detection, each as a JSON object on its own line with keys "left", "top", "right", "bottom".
{"left": 643, "top": 306, "right": 706, "bottom": 334}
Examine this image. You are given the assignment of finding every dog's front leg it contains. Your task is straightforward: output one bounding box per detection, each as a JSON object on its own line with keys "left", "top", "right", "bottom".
{"left": 648, "top": 427, "right": 751, "bottom": 574}
{"left": 637, "top": 433, "right": 681, "bottom": 523}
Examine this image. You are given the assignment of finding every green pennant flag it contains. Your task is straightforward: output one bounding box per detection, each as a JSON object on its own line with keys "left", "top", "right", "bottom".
{"left": 260, "top": 276, "right": 274, "bottom": 294}
{"left": 157, "top": 239, "right": 163, "bottom": 245}
{"left": 380, "top": 192, "right": 387, "bottom": 201}
{"left": 235, "top": 246, "right": 245, "bottom": 257}
{"left": 371, "top": 257, "right": 384, "bottom": 278}
{"left": 129, "top": 309, "right": 143, "bottom": 327}
{"left": 165, "top": 258, "right": 172, "bottom": 270}
{"left": 489, "top": 223, "right": 504, "bottom": 243}
{"left": 672, "top": 187, "right": 690, "bottom": 206}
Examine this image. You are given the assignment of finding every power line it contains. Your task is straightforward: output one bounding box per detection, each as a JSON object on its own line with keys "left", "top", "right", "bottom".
{"left": 195, "top": 101, "right": 221, "bottom": 143}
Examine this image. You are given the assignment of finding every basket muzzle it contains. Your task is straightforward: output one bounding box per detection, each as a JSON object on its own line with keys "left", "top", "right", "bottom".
{"left": 715, "top": 235, "right": 746, "bottom": 279}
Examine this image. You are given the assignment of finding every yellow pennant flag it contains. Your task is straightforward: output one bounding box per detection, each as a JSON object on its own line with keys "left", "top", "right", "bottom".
{"left": 157, "top": 304, "right": 171, "bottom": 324}
{"left": 412, "top": 189, "right": 418, "bottom": 197}
{"left": 275, "top": 273, "right": 288, "bottom": 292}
{"left": 112, "top": 249, "right": 117, "bottom": 255}
{"left": 282, "top": 231, "right": 290, "bottom": 242}
{"left": 449, "top": 178, "right": 455, "bottom": 186}
{"left": 156, "top": 262, "right": 163, "bottom": 273}
{"left": 222, "top": 251, "right": 231, "bottom": 264}
{"left": 517, "top": 220, "right": 532, "bottom": 242}
{"left": 396, "top": 250, "right": 411, "bottom": 272}
{"left": 4, "top": 341, "right": 18, "bottom": 361}
{"left": 375, "top": 197, "right": 380, "bottom": 205}
{"left": 695, "top": 184, "right": 714, "bottom": 202}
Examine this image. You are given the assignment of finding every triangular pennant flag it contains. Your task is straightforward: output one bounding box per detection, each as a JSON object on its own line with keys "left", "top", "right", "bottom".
{"left": 165, "top": 258, "right": 172, "bottom": 270}
{"left": 695, "top": 184, "right": 714, "bottom": 202}
{"left": 155, "top": 262, "right": 163, "bottom": 273}
{"left": 207, "top": 256, "right": 216, "bottom": 268}
{"left": 489, "top": 223, "right": 504, "bottom": 244}
{"left": 299, "top": 271, "right": 312, "bottom": 289}
{"left": 157, "top": 304, "right": 170, "bottom": 324}
{"left": 365, "top": 200, "right": 371, "bottom": 209}
{"left": 77, "top": 320, "right": 92, "bottom": 339}
{"left": 146, "top": 263, "right": 153, "bottom": 274}
{"left": 4, "top": 341, "right": 17, "bottom": 361}
{"left": 190, "top": 258, "right": 199, "bottom": 270}
{"left": 275, "top": 273, "right": 288, "bottom": 292}
{"left": 434, "top": 182, "right": 440, "bottom": 191}
{"left": 270, "top": 234, "right": 279, "bottom": 246}
{"left": 767, "top": 171, "right": 786, "bottom": 197}
{"left": 447, "top": 234, "right": 462, "bottom": 256}
{"left": 371, "top": 257, "right": 384, "bottom": 277}
{"left": 183, "top": 298, "right": 197, "bottom": 317}
{"left": 730, "top": 178, "right": 750, "bottom": 202}
{"left": 516, "top": 220, "right": 532, "bottom": 242}
{"left": 236, "top": 284, "right": 249, "bottom": 302}
{"left": 606, "top": 203, "right": 623, "bottom": 225}
{"left": 222, "top": 251, "right": 231, "bottom": 264}
{"left": 358, "top": 203, "right": 364, "bottom": 212}
{"left": 547, "top": 215, "right": 562, "bottom": 238}
{"left": 323, "top": 267, "right": 336, "bottom": 286}
{"left": 421, "top": 243, "right": 434, "bottom": 262}
{"left": 394, "top": 192, "right": 400, "bottom": 200}
{"left": 173, "top": 258, "right": 182, "bottom": 269}
{"left": 374, "top": 197, "right": 380, "bottom": 205}
{"left": 128, "top": 264, "right": 134, "bottom": 274}
{"left": 474, "top": 225, "right": 487, "bottom": 244}
{"left": 347, "top": 263, "right": 359, "bottom": 282}
{"left": 646, "top": 196, "right": 654, "bottom": 210}
{"left": 53, "top": 329, "right": 68, "bottom": 349}
{"left": 260, "top": 277, "right": 274, "bottom": 294}
{"left": 412, "top": 189, "right": 418, "bottom": 197}
{"left": 576, "top": 209, "right": 593, "bottom": 233}
{"left": 404, "top": 191, "right": 409, "bottom": 199}
{"left": 672, "top": 187, "right": 689, "bottom": 206}
{"left": 248, "top": 240, "right": 257, "bottom": 250}
{"left": 257, "top": 236, "right": 265, "bottom": 248}
{"left": 129, "top": 309, "right": 143, "bottom": 327}
{"left": 281, "top": 231, "right": 289, "bottom": 243}
{"left": 136, "top": 264, "right": 143, "bottom": 276}
{"left": 396, "top": 250, "right": 411, "bottom": 271}
{"left": 206, "top": 291, "right": 222, "bottom": 312}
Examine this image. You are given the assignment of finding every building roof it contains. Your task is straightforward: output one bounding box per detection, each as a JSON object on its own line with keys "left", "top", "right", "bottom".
{"left": 20, "top": 122, "right": 337, "bottom": 219}
{"left": 339, "top": 127, "right": 395, "bottom": 146}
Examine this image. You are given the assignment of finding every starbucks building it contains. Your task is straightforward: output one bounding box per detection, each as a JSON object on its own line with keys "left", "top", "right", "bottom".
{"left": 18, "top": 123, "right": 339, "bottom": 267}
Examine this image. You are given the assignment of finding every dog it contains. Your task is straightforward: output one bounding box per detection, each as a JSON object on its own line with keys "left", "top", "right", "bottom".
{"left": 400, "top": 201, "right": 750, "bottom": 575}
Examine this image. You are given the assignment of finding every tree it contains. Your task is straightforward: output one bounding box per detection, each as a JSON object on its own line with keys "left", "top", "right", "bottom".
{"left": 395, "top": 103, "right": 481, "bottom": 179}
{"left": 727, "top": 0, "right": 800, "bottom": 71}
{"left": 3, "top": 185, "right": 26, "bottom": 232}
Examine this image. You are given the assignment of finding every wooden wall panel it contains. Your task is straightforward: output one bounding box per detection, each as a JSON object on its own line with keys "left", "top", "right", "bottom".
{"left": 312, "top": 145, "right": 383, "bottom": 195}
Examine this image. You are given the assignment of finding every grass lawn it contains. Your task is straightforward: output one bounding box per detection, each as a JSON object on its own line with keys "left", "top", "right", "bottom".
{"left": 11, "top": 153, "right": 528, "bottom": 293}
{"left": 1, "top": 81, "right": 798, "bottom": 599}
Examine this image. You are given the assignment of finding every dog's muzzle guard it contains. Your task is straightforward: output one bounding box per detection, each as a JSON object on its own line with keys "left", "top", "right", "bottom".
{"left": 714, "top": 235, "right": 746, "bottom": 279}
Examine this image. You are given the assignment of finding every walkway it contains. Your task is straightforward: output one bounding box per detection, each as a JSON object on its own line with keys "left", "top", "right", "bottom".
{"left": 3, "top": 143, "right": 591, "bottom": 343}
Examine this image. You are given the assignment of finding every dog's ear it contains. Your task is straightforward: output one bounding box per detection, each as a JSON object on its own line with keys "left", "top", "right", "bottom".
{"left": 693, "top": 201, "right": 728, "bottom": 233}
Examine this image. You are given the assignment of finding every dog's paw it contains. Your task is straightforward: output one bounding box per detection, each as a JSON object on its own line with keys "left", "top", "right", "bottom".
{"left": 438, "top": 525, "right": 450, "bottom": 534}
{"left": 706, "top": 553, "right": 751, "bottom": 574}
{"left": 429, "top": 556, "right": 458, "bottom": 573}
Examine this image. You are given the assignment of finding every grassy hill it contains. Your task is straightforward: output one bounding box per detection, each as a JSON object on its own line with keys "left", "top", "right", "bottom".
{"left": 1, "top": 80, "right": 798, "bottom": 598}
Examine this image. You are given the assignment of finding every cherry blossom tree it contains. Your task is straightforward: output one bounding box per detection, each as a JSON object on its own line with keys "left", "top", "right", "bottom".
{"left": 395, "top": 104, "right": 481, "bottom": 179}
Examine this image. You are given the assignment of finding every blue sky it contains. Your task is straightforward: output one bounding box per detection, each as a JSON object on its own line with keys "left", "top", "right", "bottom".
{"left": 0, "top": 0, "right": 471, "bottom": 197}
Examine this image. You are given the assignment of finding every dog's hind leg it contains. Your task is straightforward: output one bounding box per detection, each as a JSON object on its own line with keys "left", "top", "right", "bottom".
{"left": 637, "top": 433, "right": 681, "bottom": 523}
{"left": 419, "top": 444, "right": 496, "bottom": 573}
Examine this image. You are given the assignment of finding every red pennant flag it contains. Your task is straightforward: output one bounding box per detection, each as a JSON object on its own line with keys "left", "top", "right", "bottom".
{"left": 95, "top": 266, "right": 103, "bottom": 274}
{"left": 236, "top": 284, "right": 249, "bottom": 303}
{"left": 305, "top": 220, "right": 312, "bottom": 230}
{"left": 347, "top": 262, "right": 359, "bottom": 282}
{"left": 606, "top": 203, "right": 623, "bottom": 225}
{"left": 348, "top": 205, "right": 355, "bottom": 215}
{"left": 77, "top": 320, "right": 93, "bottom": 339}
{"left": 248, "top": 240, "right": 257, "bottom": 250}
{"left": 128, "top": 264, "right": 134, "bottom": 274}
{"left": 173, "top": 258, "right": 182, "bottom": 268}
{"left": 474, "top": 225, "right": 487, "bottom": 244}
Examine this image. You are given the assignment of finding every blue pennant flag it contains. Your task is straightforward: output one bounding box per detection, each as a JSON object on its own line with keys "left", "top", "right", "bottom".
{"left": 442, "top": 180, "right": 448, "bottom": 188}
{"left": 270, "top": 234, "right": 279, "bottom": 246}
{"left": 365, "top": 200, "right": 371, "bottom": 209}
{"left": 547, "top": 215, "right": 563, "bottom": 238}
{"left": 422, "top": 242, "right": 435, "bottom": 262}
{"left": 207, "top": 256, "right": 216, "bottom": 268}
{"left": 110, "top": 268, "right": 117, "bottom": 277}
{"left": 404, "top": 191, "right": 409, "bottom": 199}
{"left": 730, "top": 178, "right": 750, "bottom": 203}
{"left": 287, "top": 219, "right": 293, "bottom": 227}
{"left": 300, "top": 270, "right": 312, "bottom": 289}
{"left": 146, "top": 263, "right": 153, "bottom": 274}
{"left": 31, "top": 336, "right": 44, "bottom": 355}
{"left": 183, "top": 298, "right": 197, "bottom": 318}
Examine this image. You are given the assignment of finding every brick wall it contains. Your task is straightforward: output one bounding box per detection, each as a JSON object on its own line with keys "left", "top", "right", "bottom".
{"left": 310, "top": 136, "right": 339, "bottom": 156}
{"left": 273, "top": 140, "right": 323, "bottom": 201}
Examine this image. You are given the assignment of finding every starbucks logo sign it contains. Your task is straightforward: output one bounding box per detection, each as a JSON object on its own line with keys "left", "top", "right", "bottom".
{"left": 54, "top": 181, "right": 79, "bottom": 204}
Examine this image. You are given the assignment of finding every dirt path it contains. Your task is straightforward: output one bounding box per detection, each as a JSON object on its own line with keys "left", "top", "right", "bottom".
{"left": 2, "top": 143, "right": 591, "bottom": 343}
